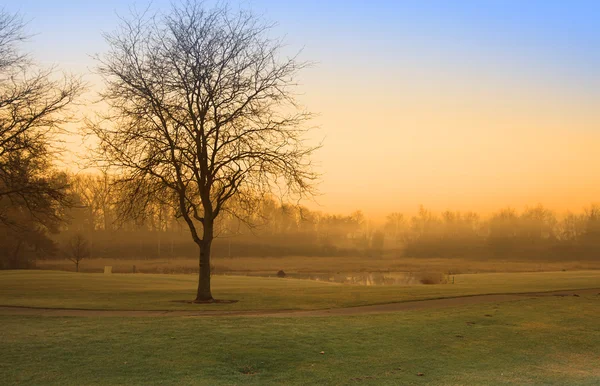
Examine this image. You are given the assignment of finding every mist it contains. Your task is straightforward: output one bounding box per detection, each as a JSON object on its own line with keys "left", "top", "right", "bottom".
{"left": 6, "top": 171, "right": 600, "bottom": 278}
{"left": 2, "top": 1, "right": 600, "bottom": 385}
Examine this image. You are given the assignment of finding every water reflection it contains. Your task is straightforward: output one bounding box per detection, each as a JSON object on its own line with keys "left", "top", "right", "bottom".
{"left": 285, "top": 272, "right": 448, "bottom": 286}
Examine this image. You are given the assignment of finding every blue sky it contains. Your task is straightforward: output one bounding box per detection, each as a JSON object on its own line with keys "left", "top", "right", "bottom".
{"left": 6, "top": 1, "right": 600, "bottom": 215}
{"left": 8, "top": 1, "right": 600, "bottom": 82}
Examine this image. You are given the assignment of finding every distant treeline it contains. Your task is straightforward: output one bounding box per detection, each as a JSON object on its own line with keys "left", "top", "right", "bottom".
{"left": 397, "top": 205, "right": 600, "bottom": 260}
{"left": 50, "top": 201, "right": 600, "bottom": 262}
{"left": 2, "top": 171, "right": 600, "bottom": 269}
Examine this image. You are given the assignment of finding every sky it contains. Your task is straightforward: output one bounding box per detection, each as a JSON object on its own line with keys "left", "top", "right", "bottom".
{"left": 6, "top": 0, "right": 600, "bottom": 219}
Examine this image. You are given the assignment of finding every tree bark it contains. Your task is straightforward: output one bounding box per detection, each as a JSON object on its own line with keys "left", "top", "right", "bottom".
{"left": 195, "top": 223, "right": 213, "bottom": 302}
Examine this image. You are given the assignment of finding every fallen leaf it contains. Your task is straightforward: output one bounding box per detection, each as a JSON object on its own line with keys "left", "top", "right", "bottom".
{"left": 417, "top": 372, "right": 425, "bottom": 376}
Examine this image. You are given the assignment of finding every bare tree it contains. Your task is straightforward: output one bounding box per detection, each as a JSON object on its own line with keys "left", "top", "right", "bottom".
{"left": 0, "top": 10, "right": 82, "bottom": 268}
{"left": 69, "top": 171, "right": 116, "bottom": 232}
{"left": 89, "top": 1, "right": 318, "bottom": 302}
{"left": 65, "top": 233, "right": 90, "bottom": 272}
{"left": 0, "top": 9, "right": 83, "bottom": 228}
{"left": 384, "top": 212, "right": 404, "bottom": 244}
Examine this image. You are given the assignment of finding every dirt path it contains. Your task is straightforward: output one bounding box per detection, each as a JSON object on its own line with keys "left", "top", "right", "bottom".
{"left": 1, "top": 288, "right": 598, "bottom": 318}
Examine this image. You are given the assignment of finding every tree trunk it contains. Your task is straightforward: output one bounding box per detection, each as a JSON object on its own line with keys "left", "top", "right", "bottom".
{"left": 76, "top": 261, "right": 79, "bottom": 272}
{"left": 195, "top": 223, "right": 213, "bottom": 302}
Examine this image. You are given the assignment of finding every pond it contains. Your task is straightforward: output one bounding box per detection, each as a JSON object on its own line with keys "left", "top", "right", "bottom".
{"left": 236, "top": 271, "right": 451, "bottom": 286}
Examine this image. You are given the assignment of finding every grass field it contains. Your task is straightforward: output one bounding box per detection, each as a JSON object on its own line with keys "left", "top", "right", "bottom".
{"left": 2, "top": 294, "right": 599, "bottom": 385}
{"left": 37, "top": 256, "right": 600, "bottom": 275}
{"left": 1, "top": 271, "right": 599, "bottom": 385}
{"left": 1, "top": 270, "right": 599, "bottom": 311}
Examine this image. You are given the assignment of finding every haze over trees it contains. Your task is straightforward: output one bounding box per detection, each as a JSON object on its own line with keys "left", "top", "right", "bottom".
{"left": 87, "top": 2, "right": 318, "bottom": 301}
{"left": 39, "top": 176, "right": 600, "bottom": 269}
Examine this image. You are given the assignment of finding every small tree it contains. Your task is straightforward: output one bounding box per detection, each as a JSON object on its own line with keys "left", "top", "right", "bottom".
{"left": 65, "top": 233, "right": 90, "bottom": 272}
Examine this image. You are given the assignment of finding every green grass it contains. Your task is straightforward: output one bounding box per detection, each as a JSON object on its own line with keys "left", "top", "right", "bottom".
{"left": 1, "top": 294, "right": 599, "bottom": 385}
{"left": 37, "top": 255, "right": 600, "bottom": 275}
{"left": 1, "top": 270, "right": 600, "bottom": 311}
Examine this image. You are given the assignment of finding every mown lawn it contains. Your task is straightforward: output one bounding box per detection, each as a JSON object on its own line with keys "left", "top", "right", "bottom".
{"left": 1, "top": 270, "right": 599, "bottom": 311}
{"left": 1, "top": 294, "right": 599, "bottom": 385}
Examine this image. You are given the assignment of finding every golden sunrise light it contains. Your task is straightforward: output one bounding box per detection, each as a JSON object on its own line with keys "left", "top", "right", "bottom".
{"left": 2, "top": 1, "right": 600, "bottom": 384}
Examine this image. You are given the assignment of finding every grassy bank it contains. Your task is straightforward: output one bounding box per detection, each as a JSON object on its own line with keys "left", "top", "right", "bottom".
{"left": 37, "top": 256, "right": 600, "bottom": 275}
{"left": 0, "top": 270, "right": 599, "bottom": 311}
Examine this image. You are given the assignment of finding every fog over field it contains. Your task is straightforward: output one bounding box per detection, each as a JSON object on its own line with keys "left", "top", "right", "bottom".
{"left": 1, "top": 1, "right": 599, "bottom": 385}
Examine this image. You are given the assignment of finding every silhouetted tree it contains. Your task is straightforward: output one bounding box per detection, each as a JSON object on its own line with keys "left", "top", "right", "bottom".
{"left": 65, "top": 233, "right": 90, "bottom": 272}
{"left": 384, "top": 212, "right": 404, "bottom": 245}
{"left": 518, "top": 205, "right": 556, "bottom": 242}
{"left": 88, "top": 1, "right": 318, "bottom": 301}
{"left": 0, "top": 10, "right": 82, "bottom": 223}
{"left": 0, "top": 10, "right": 82, "bottom": 268}
{"left": 68, "top": 171, "right": 116, "bottom": 232}
{"left": 556, "top": 212, "right": 586, "bottom": 242}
